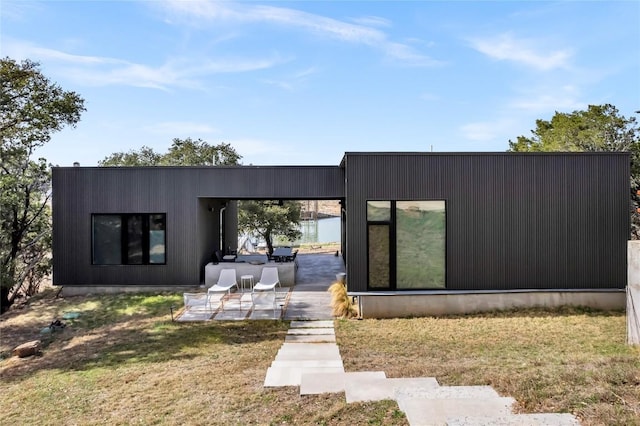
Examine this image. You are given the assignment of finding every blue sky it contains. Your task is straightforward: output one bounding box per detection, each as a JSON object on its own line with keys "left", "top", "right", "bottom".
{"left": 2, "top": 0, "right": 639, "bottom": 167}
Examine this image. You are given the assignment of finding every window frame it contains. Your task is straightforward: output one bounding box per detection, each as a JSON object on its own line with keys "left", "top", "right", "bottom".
{"left": 91, "top": 213, "right": 167, "bottom": 265}
{"left": 366, "top": 200, "right": 446, "bottom": 290}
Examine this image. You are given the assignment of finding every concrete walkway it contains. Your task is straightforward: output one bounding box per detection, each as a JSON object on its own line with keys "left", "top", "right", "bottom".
{"left": 264, "top": 319, "right": 582, "bottom": 426}
{"left": 264, "top": 255, "right": 580, "bottom": 426}
{"left": 179, "top": 255, "right": 581, "bottom": 424}
{"left": 283, "top": 253, "right": 343, "bottom": 320}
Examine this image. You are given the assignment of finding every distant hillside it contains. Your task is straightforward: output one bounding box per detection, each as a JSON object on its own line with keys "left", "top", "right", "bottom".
{"left": 299, "top": 200, "right": 341, "bottom": 218}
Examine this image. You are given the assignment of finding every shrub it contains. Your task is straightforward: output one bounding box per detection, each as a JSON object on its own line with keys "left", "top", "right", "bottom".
{"left": 328, "top": 281, "right": 358, "bottom": 318}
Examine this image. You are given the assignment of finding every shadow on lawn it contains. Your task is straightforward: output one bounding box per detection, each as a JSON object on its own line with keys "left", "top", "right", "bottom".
{"left": 0, "top": 292, "right": 290, "bottom": 382}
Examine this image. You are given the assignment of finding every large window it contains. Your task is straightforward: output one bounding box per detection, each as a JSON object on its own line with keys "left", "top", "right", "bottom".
{"left": 367, "top": 201, "right": 445, "bottom": 290}
{"left": 92, "top": 214, "right": 166, "bottom": 265}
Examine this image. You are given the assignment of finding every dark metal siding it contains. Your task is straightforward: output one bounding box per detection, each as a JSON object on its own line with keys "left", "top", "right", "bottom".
{"left": 344, "top": 153, "right": 629, "bottom": 293}
{"left": 52, "top": 166, "right": 344, "bottom": 286}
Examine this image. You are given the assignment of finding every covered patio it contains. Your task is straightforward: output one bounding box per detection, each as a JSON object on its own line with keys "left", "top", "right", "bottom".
{"left": 176, "top": 253, "right": 344, "bottom": 321}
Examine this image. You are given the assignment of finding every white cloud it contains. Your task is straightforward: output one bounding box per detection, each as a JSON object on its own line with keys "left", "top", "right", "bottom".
{"left": 3, "top": 38, "right": 283, "bottom": 90}
{"left": 159, "top": 0, "right": 442, "bottom": 67}
{"left": 460, "top": 119, "right": 517, "bottom": 142}
{"left": 468, "top": 32, "right": 571, "bottom": 71}
{"left": 4, "top": 39, "right": 121, "bottom": 65}
{"left": 0, "top": 0, "right": 43, "bottom": 21}
{"left": 261, "top": 66, "right": 319, "bottom": 91}
{"left": 509, "top": 85, "right": 584, "bottom": 113}
{"left": 350, "top": 15, "right": 392, "bottom": 28}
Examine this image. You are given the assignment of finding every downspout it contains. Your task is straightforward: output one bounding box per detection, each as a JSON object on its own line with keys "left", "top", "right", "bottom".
{"left": 219, "top": 205, "right": 226, "bottom": 253}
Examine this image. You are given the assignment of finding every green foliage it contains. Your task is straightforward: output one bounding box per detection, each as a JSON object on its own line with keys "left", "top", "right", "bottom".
{"left": 237, "top": 200, "right": 302, "bottom": 255}
{"left": 508, "top": 104, "right": 640, "bottom": 238}
{"left": 508, "top": 104, "right": 638, "bottom": 153}
{"left": 99, "top": 137, "right": 241, "bottom": 166}
{"left": 0, "top": 57, "right": 85, "bottom": 313}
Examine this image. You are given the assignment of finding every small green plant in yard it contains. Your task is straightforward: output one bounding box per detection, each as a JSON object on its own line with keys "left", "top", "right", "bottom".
{"left": 328, "top": 281, "right": 358, "bottom": 318}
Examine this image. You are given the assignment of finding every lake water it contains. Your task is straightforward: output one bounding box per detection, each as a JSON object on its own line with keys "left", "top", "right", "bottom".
{"left": 296, "top": 217, "right": 341, "bottom": 244}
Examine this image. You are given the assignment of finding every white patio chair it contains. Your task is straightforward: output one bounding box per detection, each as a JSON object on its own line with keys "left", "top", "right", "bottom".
{"left": 253, "top": 267, "right": 280, "bottom": 292}
{"left": 251, "top": 267, "right": 280, "bottom": 309}
{"left": 183, "top": 292, "right": 208, "bottom": 311}
{"left": 207, "top": 269, "right": 238, "bottom": 309}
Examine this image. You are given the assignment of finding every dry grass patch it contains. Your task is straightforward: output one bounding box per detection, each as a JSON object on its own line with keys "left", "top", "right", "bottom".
{"left": 1, "top": 291, "right": 405, "bottom": 425}
{"left": 335, "top": 307, "right": 640, "bottom": 426}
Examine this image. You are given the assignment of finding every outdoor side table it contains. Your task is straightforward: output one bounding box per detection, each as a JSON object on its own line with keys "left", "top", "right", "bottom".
{"left": 240, "top": 275, "right": 254, "bottom": 292}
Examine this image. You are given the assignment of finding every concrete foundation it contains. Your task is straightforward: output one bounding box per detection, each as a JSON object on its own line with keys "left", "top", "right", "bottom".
{"left": 59, "top": 285, "right": 199, "bottom": 297}
{"left": 356, "top": 290, "right": 626, "bottom": 318}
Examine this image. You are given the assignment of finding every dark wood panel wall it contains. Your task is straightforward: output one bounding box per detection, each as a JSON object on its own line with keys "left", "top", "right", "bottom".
{"left": 343, "top": 153, "right": 629, "bottom": 293}
{"left": 52, "top": 166, "right": 344, "bottom": 286}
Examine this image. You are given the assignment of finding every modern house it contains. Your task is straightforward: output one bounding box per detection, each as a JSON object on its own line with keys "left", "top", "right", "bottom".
{"left": 52, "top": 152, "right": 630, "bottom": 317}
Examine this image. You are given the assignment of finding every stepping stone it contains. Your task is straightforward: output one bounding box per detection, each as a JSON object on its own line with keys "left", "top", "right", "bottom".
{"left": 264, "top": 366, "right": 345, "bottom": 387}
{"left": 396, "top": 385, "right": 501, "bottom": 400}
{"left": 300, "top": 371, "right": 386, "bottom": 395}
{"left": 446, "top": 413, "right": 581, "bottom": 426}
{"left": 271, "top": 360, "right": 343, "bottom": 368}
{"left": 276, "top": 343, "right": 341, "bottom": 360}
{"left": 290, "top": 320, "right": 334, "bottom": 328}
{"left": 287, "top": 327, "right": 335, "bottom": 335}
{"left": 345, "top": 377, "right": 439, "bottom": 403}
{"left": 285, "top": 334, "right": 336, "bottom": 343}
{"left": 397, "top": 397, "right": 516, "bottom": 426}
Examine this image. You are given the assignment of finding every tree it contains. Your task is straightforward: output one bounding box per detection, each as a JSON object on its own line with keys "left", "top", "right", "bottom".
{"left": 101, "top": 139, "right": 303, "bottom": 255}
{"left": 238, "top": 200, "right": 302, "bottom": 256}
{"left": 508, "top": 104, "right": 638, "bottom": 153}
{"left": 508, "top": 104, "right": 640, "bottom": 238}
{"left": 1, "top": 58, "right": 85, "bottom": 313}
{"left": 99, "top": 137, "right": 241, "bottom": 166}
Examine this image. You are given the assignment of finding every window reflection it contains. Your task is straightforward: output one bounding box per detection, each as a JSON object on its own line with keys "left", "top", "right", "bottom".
{"left": 367, "top": 201, "right": 391, "bottom": 221}
{"left": 92, "top": 213, "right": 166, "bottom": 265}
{"left": 149, "top": 214, "right": 166, "bottom": 264}
{"left": 396, "top": 201, "right": 446, "bottom": 289}
{"left": 368, "top": 224, "right": 390, "bottom": 288}
{"left": 92, "top": 215, "right": 122, "bottom": 265}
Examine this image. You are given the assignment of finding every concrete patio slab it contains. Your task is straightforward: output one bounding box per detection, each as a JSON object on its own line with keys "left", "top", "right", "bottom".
{"left": 446, "top": 413, "right": 581, "bottom": 426}
{"left": 176, "top": 309, "right": 213, "bottom": 321}
{"left": 285, "top": 334, "right": 336, "bottom": 343}
{"left": 397, "top": 397, "right": 516, "bottom": 426}
{"left": 345, "top": 377, "right": 439, "bottom": 403}
{"left": 248, "top": 309, "right": 282, "bottom": 320}
{"left": 264, "top": 366, "right": 345, "bottom": 387}
{"left": 287, "top": 327, "right": 335, "bottom": 335}
{"left": 284, "top": 292, "right": 334, "bottom": 320}
{"left": 290, "top": 320, "right": 334, "bottom": 328}
{"left": 214, "top": 309, "right": 249, "bottom": 320}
